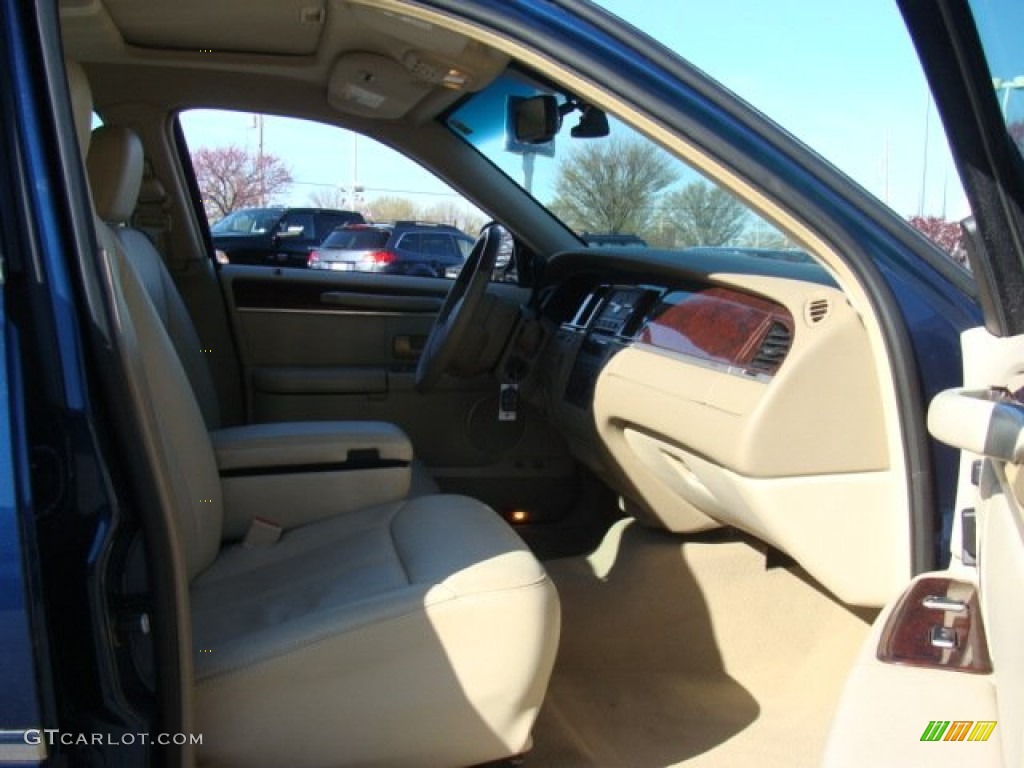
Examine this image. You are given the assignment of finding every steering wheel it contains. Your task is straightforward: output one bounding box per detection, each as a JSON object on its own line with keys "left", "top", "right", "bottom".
{"left": 415, "top": 224, "right": 501, "bottom": 392}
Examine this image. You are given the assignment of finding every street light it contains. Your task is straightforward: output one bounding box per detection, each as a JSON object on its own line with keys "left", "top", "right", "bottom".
{"left": 992, "top": 75, "right": 1024, "bottom": 117}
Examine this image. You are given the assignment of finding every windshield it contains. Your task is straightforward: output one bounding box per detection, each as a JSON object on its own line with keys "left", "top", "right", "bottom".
{"left": 210, "top": 207, "right": 284, "bottom": 235}
{"left": 446, "top": 71, "right": 800, "bottom": 259}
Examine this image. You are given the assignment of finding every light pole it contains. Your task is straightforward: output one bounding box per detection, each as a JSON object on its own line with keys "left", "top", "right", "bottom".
{"left": 251, "top": 114, "right": 266, "bottom": 206}
{"left": 993, "top": 76, "right": 1024, "bottom": 118}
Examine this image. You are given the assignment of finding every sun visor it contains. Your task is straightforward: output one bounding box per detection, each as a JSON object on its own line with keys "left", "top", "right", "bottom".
{"left": 103, "top": 0, "right": 326, "bottom": 55}
{"left": 327, "top": 53, "right": 432, "bottom": 119}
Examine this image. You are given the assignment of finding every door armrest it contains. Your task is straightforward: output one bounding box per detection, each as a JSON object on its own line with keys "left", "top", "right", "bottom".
{"left": 211, "top": 421, "right": 413, "bottom": 538}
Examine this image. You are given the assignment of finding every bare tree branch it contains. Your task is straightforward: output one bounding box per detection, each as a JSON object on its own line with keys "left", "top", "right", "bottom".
{"left": 192, "top": 144, "right": 292, "bottom": 219}
{"left": 550, "top": 137, "right": 678, "bottom": 234}
{"left": 307, "top": 187, "right": 349, "bottom": 209}
{"left": 660, "top": 181, "right": 748, "bottom": 247}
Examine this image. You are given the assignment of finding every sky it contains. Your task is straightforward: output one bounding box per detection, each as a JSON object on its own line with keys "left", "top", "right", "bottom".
{"left": 179, "top": 0, "right": 993, "bottom": 223}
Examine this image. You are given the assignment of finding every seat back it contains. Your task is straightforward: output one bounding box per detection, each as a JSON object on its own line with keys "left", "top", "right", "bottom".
{"left": 87, "top": 125, "right": 222, "bottom": 429}
{"left": 70, "top": 100, "right": 223, "bottom": 581}
{"left": 107, "top": 237, "right": 226, "bottom": 580}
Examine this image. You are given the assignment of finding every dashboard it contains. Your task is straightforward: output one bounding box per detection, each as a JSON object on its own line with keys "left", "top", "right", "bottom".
{"left": 499, "top": 248, "right": 899, "bottom": 604}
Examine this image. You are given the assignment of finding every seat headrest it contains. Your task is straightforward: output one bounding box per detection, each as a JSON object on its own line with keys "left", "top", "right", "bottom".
{"left": 65, "top": 60, "right": 93, "bottom": 158}
{"left": 87, "top": 125, "right": 145, "bottom": 224}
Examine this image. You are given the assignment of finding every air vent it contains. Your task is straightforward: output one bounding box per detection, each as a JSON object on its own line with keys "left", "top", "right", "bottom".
{"left": 805, "top": 297, "right": 832, "bottom": 325}
{"left": 748, "top": 322, "right": 793, "bottom": 375}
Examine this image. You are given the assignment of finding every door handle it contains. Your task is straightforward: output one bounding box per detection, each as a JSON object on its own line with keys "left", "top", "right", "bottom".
{"left": 393, "top": 335, "right": 426, "bottom": 360}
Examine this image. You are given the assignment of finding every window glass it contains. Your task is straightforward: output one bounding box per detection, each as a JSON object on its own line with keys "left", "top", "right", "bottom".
{"left": 278, "top": 212, "right": 314, "bottom": 240}
{"left": 397, "top": 233, "right": 422, "bottom": 253}
{"left": 590, "top": 0, "right": 970, "bottom": 267}
{"left": 447, "top": 72, "right": 802, "bottom": 267}
{"left": 180, "top": 110, "right": 486, "bottom": 275}
{"left": 211, "top": 208, "right": 282, "bottom": 235}
{"left": 322, "top": 229, "right": 390, "bottom": 249}
{"left": 968, "top": 0, "right": 1024, "bottom": 160}
{"left": 419, "top": 234, "right": 456, "bottom": 258}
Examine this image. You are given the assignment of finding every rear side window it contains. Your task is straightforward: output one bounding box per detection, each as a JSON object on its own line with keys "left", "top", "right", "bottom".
{"left": 418, "top": 233, "right": 457, "bottom": 258}
{"left": 322, "top": 229, "right": 390, "bottom": 249}
{"left": 396, "top": 233, "right": 422, "bottom": 253}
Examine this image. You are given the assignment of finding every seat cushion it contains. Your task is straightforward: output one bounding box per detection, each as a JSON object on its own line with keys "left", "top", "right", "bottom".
{"left": 192, "top": 494, "right": 559, "bottom": 767}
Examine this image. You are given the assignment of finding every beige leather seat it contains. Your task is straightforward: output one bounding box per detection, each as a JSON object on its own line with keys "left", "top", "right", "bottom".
{"left": 87, "top": 124, "right": 223, "bottom": 426}
{"left": 86, "top": 123, "right": 438, "bottom": 496}
{"left": 68, "top": 62, "right": 559, "bottom": 767}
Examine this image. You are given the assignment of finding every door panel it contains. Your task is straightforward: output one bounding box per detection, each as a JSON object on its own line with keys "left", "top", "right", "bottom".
{"left": 825, "top": 329, "right": 1024, "bottom": 768}
{"left": 219, "top": 266, "right": 577, "bottom": 514}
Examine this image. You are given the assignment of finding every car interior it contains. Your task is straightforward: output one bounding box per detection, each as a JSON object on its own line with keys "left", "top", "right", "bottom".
{"left": 45, "top": 1, "right": 1022, "bottom": 767}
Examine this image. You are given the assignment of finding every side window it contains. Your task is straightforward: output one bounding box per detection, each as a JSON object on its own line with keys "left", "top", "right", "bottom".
{"left": 419, "top": 234, "right": 457, "bottom": 258}
{"left": 278, "top": 212, "right": 315, "bottom": 241}
{"left": 179, "top": 109, "right": 487, "bottom": 276}
{"left": 455, "top": 237, "right": 474, "bottom": 259}
{"left": 397, "top": 233, "right": 422, "bottom": 253}
{"left": 593, "top": 1, "right": 970, "bottom": 269}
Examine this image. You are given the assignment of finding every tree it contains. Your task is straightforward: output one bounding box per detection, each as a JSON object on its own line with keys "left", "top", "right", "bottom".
{"left": 659, "top": 181, "right": 749, "bottom": 247}
{"left": 421, "top": 200, "right": 487, "bottom": 234}
{"left": 908, "top": 215, "right": 966, "bottom": 265}
{"left": 366, "top": 195, "right": 418, "bottom": 222}
{"left": 550, "top": 137, "right": 678, "bottom": 234}
{"left": 739, "top": 217, "right": 796, "bottom": 249}
{"left": 308, "top": 186, "right": 350, "bottom": 209}
{"left": 739, "top": 229, "right": 794, "bottom": 250}
{"left": 192, "top": 145, "right": 292, "bottom": 219}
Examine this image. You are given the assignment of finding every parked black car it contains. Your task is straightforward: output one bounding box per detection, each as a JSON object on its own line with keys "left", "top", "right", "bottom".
{"left": 308, "top": 221, "right": 474, "bottom": 277}
{"left": 211, "top": 207, "right": 364, "bottom": 267}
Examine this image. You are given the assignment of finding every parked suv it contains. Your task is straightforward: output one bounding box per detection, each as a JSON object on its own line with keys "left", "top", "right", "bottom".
{"left": 211, "top": 207, "right": 365, "bottom": 267}
{"left": 308, "top": 221, "right": 475, "bottom": 277}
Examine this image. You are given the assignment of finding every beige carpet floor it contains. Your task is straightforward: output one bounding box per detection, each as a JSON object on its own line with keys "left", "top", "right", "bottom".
{"left": 528, "top": 519, "right": 876, "bottom": 767}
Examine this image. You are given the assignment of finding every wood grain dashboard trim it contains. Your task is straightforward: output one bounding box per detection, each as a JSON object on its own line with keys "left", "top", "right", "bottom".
{"left": 639, "top": 286, "right": 794, "bottom": 375}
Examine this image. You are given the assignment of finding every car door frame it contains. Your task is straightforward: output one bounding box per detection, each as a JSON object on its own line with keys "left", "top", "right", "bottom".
{"left": 898, "top": 0, "right": 1024, "bottom": 335}
{"left": 821, "top": 4, "right": 1024, "bottom": 765}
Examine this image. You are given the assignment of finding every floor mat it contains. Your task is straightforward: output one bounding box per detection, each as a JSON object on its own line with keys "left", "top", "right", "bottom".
{"left": 529, "top": 520, "right": 874, "bottom": 767}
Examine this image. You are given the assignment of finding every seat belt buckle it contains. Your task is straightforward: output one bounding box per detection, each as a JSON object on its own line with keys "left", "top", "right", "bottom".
{"left": 242, "top": 517, "right": 282, "bottom": 549}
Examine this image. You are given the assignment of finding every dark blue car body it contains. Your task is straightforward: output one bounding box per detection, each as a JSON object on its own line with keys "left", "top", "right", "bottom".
{"left": 0, "top": 0, "right": 984, "bottom": 763}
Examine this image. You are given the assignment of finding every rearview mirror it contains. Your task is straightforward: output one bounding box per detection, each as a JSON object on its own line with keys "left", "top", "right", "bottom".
{"left": 510, "top": 95, "right": 561, "bottom": 144}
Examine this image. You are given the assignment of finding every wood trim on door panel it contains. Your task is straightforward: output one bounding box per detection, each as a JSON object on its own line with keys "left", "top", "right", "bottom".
{"left": 877, "top": 577, "right": 992, "bottom": 674}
